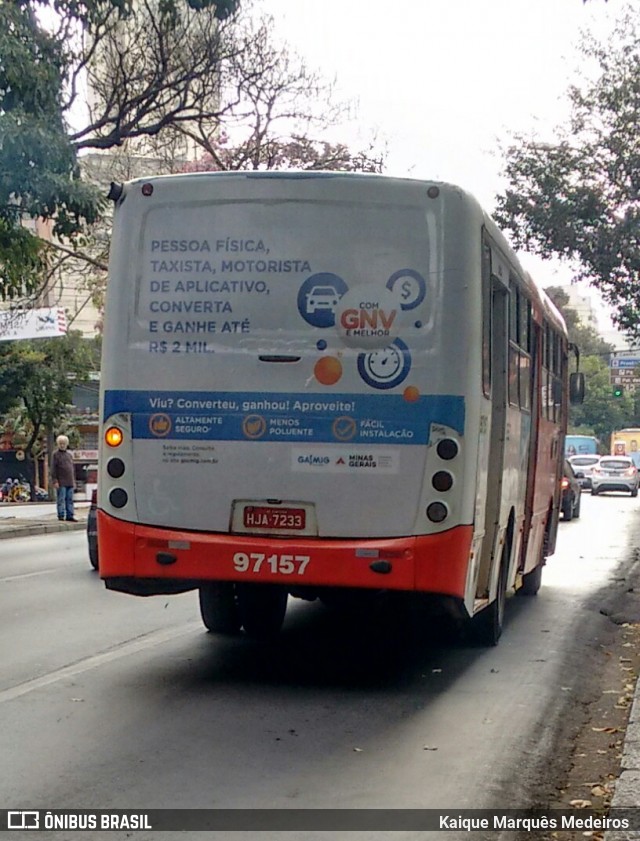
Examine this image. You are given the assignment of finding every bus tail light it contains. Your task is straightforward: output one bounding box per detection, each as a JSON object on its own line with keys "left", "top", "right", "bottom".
{"left": 436, "top": 438, "right": 459, "bottom": 460}
{"left": 107, "top": 457, "right": 126, "bottom": 478}
{"left": 105, "top": 426, "right": 124, "bottom": 447}
{"left": 109, "top": 488, "right": 128, "bottom": 509}
{"left": 432, "top": 471, "right": 454, "bottom": 492}
{"left": 426, "top": 502, "right": 448, "bottom": 523}
{"left": 561, "top": 477, "right": 569, "bottom": 490}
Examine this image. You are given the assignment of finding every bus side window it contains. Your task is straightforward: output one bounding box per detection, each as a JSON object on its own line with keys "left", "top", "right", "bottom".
{"left": 482, "top": 240, "right": 492, "bottom": 397}
{"left": 508, "top": 280, "right": 519, "bottom": 406}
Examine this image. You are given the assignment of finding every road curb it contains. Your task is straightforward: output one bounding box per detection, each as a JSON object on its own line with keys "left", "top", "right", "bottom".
{"left": 0, "top": 522, "right": 87, "bottom": 540}
{"left": 611, "top": 689, "right": 640, "bottom": 793}
{"left": 604, "top": 646, "right": 640, "bottom": 840}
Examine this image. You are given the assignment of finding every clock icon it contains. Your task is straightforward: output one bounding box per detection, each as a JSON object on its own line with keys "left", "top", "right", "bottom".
{"left": 357, "top": 339, "right": 411, "bottom": 389}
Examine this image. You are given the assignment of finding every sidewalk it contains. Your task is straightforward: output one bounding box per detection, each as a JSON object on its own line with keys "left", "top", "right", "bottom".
{"left": 0, "top": 501, "right": 89, "bottom": 540}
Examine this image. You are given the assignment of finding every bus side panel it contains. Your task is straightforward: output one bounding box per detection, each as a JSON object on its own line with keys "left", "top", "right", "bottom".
{"left": 98, "top": 511, "right": 473, "bottom": 598}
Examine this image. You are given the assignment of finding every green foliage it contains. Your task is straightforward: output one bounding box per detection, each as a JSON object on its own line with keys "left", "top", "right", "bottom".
{"left": 0, "top": 220, "right": 46, "bottom": 300}
{"left": 0, "top": 1, "right": 100, "bottom": 297}
{"left": 569, "top": 355, "right": 635, "bottom": 442}
{"left": 11, "top": 0, "right": 239, "bottom": 26}
{"left": 542, "top": 285, "right": 637, "bottom": 440}
{"left": 0, "top": 332, "right": 93, "bottom": 456}
{"left": 494, "top": 7, "right": 640, "bottom": 340}
{"left": 0, "top": 0, "right": 240, "bottom": 300}
{"left": 544, "top": 286, "right": 614, "bottom": 357}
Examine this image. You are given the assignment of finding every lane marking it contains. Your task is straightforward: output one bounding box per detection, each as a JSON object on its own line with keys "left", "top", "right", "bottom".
{"left": 1, "top": 569, "right": 59, "bottom": 583}
{"left": 0, "top": 622, "right": 201, "bottom": 704}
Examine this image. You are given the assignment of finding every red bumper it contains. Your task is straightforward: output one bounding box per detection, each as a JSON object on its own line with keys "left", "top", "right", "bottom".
{"left": 98, "top": 511, "right": 472, "bottom": 598}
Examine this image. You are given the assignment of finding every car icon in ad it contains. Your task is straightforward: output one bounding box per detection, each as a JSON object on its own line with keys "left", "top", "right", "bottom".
{"left": 305, "top": 286, "right": 341, "bottom": 314}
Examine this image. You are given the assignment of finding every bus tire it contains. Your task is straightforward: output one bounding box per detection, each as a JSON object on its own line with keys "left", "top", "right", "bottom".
{"left": 470, "top": 545, "right": 508, "bottom": 646}
{"left": 236, "top": 583, "right": 288, "bottom": 639}
{"left": 88, "top": 544, "right": 99, "bottom": 571}
{"left": 518, "top": 562, "right": 543, "bottom": 596}
{"left": 517, "top": 522, "right": 548, "bottom": 597}
{"left": 199, "top": 582, "right": 241, "bottom": 634}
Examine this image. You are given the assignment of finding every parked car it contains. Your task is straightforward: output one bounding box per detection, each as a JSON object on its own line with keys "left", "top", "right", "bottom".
{"left": 591, "top": 456, "right": 639, "bottom": 497}
{"left": 87, "top": 488, "right": 98, "bottom": 570}
{"left": 568, "top": 454, "right": 601, "bottom": 490}
{"left": 561, "top": 459, "right": 582, "bottom": 521}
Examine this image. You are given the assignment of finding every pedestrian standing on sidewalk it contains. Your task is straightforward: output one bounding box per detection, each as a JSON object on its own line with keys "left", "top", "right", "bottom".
{"left": 51, "top": 435, "right": 77, "bottom": 522}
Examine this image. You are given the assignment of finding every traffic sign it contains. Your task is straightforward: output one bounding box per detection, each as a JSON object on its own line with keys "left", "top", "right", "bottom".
{"left": 611, "top": 358, "right": 640, "bottom": 369}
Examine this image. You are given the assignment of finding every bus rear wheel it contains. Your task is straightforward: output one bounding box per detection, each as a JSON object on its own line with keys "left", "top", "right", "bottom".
{"left": 236, "top": 583, "right": 288, "bottom": 639}
{"left": 470, "top": 545, "right": 508, "bottom": 646}
{"left": 517, "top": 528, "right": 548, "bottom": 597}
{"left": 199, "top": 582, "right": 241, "bottom": 634}
{"left": 88, "top": 543, "right": 99, "bottom": 571}
{"left": 518, "top": 562, "right": 543, "bottom": 596}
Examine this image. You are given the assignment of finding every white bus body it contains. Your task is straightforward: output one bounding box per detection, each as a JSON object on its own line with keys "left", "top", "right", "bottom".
{"left": 98, "top": 172, "right": 571, "bottom": 643}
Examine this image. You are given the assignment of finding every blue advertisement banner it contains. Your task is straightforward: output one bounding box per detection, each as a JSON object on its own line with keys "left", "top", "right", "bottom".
{"left": 103, "top": 390, "right": 465, "bottom": 445}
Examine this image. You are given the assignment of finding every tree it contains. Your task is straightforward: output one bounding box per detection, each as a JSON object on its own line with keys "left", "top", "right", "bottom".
{"left": 494, "top": 6, "right": 640, "bottom": 340}
{"left": 543, "top": 286, "right": 614, "bottom": 358}
{"left": 77, "top": 9, "right": 385, "bottom": 315}
{"left": 0, "top": 333, "right": 95, "bottom": 496}
{"left": 176, "top": 9, "right": 385, "bottom": 173}
{"left": 185, "top": 132, "right": 384, "bottom": 174}
{"left": 542, "top": 285, "right": 636, "bottom": 443}
{"left": 569, "top": 354, "right": 634, "bottom": 446}
{"left": 0, "top": 0, "right": 241, "bottom": 301}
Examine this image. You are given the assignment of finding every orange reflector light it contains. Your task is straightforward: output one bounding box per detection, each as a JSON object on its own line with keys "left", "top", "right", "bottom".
{"left": 105, "top": 426, "right": 124, "bottom": 447}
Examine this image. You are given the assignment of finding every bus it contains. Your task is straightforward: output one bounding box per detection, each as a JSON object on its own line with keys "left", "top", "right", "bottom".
{"left": 610, "top": 428, "right": 640, "bottom": 468}
{"left": 565, "top": 434, "right": 599, "bottom": 457}
{"left": 98, "top": 173, "right": 584, "bottom": 646}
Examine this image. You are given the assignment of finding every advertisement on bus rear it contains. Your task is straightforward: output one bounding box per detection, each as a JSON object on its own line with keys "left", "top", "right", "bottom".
{"left": 102, "top": 178, "right": 469, "bottom": 536}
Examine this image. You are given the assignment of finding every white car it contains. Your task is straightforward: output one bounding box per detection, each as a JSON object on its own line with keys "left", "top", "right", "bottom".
{"left": 591, "top": 456, "right": 639, "bottom": 497}
{"left": 568, "top": 454, "right": 601, "bottom": 490}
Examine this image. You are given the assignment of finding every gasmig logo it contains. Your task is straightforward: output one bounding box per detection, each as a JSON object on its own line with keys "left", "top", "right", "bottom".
{"left": 297, "top": 454, "right": 330, "bottom": 465}
{"left": 149, "top": 413, "right": 172, "bottom": 437}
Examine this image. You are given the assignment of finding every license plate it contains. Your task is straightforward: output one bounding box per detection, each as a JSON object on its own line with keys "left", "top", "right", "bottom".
{"left": 242, "top": 506, "right": 306, "bottom": 530}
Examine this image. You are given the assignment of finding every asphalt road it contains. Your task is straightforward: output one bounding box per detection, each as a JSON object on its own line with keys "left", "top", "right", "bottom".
{"left": 1, "top": 493, "right": 639, "bottom": 841}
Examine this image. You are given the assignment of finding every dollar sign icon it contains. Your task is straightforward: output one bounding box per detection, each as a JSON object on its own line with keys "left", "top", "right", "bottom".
{"left": 387, "top": 268, "right": 426, "bottom": 311}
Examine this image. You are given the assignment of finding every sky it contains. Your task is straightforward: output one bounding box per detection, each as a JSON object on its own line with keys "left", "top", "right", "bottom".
{"left": 258, "top": 0, "right": 622, "bottom": 338}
